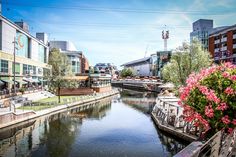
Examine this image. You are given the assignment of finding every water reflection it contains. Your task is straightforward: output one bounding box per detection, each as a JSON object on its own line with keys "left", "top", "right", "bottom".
{"left": 0, "top": 92, "right": 188, "bottom": 157}
{"left": 120, "top": 89, "right": 156, "bottom": 114}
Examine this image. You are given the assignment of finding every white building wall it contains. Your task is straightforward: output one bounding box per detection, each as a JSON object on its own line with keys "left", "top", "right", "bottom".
{"left": 31, "top": 39, "right": 39, "bottom": 62}
{"left": 128, "top": 63, "right": 151, "bottom": 76}
{"left": 1, "top": 20, "right": 15, "bottom": 54}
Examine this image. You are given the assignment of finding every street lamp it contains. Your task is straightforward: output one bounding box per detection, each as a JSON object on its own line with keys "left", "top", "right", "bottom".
{"left": 12, "top": 37, "right": 18, "bottom": 95}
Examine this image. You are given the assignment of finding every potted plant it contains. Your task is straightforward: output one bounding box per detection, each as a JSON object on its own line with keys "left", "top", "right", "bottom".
{"left": 19, "top": 88, "right": 25, "bottom": 94}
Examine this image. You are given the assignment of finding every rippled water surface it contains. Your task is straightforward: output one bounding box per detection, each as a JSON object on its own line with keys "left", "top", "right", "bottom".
{"left": 0, "top": 89, "right": 188, "bottom": 157}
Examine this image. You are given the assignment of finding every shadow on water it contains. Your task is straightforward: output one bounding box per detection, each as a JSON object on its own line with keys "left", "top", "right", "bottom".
{"left": 0, "top": 91, "right": 188, "bottom": 157}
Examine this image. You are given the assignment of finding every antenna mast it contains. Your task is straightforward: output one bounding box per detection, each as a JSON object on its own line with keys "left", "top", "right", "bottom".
{"left": 162, "top": 26, "right": 169, "bottom": 51}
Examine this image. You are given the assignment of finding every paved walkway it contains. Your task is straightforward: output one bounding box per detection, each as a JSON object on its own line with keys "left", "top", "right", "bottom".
{"left": 0, "top": 89, "right": 119, "bottom": 129}
{"left": 0, "top": 91, "right": 54, "bottom": 114}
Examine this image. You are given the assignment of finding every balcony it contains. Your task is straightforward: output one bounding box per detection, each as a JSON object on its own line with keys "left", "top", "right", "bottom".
{"left": 214, "top": 39, "right": 220, "bottom": 44}
{"left": 214, "top": 48, "right": 219, "bottom": 52}
{"left": 233, "top": 44, "right": 236, "bottom": 49}
{"left": 221, "top": 37, "right": 227, "bottom": 42}
{"left": 233, "top": 34, "right": 236, "bottom": 39}
{"left": 221, "top": 46, "right": 227, "bottom": 51}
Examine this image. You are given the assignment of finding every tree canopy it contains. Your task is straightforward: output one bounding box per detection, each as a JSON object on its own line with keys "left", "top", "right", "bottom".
{"left": 47, "top": 48, "right": 72, "bottom": 102}
{"left": 120, "top": 68, "right": 135, "bottom": 77}
{"left": 162, "top": 40, "right": 212, "bottom": 87}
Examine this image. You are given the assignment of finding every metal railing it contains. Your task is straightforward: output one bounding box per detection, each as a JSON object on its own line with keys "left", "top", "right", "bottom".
{"left": 175, "top": 129, "right": 236, "bottom": 157}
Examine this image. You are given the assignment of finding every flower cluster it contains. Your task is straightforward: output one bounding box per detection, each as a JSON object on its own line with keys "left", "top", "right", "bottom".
{"left": 179, "top": 62, "right": 236, "bottom": 136}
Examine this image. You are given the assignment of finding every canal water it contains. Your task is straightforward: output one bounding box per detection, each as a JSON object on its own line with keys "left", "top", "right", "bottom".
{"left": 0, "top": 89, "right": 188, "bottom": 157}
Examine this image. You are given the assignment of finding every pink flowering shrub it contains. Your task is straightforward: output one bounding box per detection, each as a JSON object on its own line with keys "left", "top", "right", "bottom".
{"left": 179, "top": 62, "right": 236, "bottom": 136}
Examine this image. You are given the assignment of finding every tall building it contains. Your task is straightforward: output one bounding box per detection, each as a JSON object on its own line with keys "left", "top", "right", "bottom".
{"left": 190, "top": 19, "right": 213, "bottom": 49}
{"left": 0, "top": 15, "right": 51, "bottom": 91}
{"left": 208, "top": 24, "right": 236, "bottom": 64}
{"left": 49, "top": 41, "right": 89, "bottom": 75}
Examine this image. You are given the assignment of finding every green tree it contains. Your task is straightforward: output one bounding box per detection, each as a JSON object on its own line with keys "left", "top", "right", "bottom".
{"left": 120, "top": 68, "right": 134, "bottom": 77}
{"left": 47, "top": 48, "right": 72, "bottom": 103}
{"left": 89, "top": 66, "right": 94, "bottom": 73}
{"left": 162, "top": 40, "right": 212, "bottom": 87}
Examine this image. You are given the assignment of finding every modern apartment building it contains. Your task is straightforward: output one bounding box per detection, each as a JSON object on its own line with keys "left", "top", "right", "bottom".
{"left": 208, "top": 24, "right": 236, "bottom": 64}
{"left": 0, "top": 15, "right": 51, "bottom": 91}
{"left": 190, "top": 19, "right": 213, "bottom": 49}
{"left": 49, "top": 41, "right": 89, "bottom": 75}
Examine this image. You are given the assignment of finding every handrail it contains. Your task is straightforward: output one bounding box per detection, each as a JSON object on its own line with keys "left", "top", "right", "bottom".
{"left": 174, "top": 129, "right": 236, "bottom": 157}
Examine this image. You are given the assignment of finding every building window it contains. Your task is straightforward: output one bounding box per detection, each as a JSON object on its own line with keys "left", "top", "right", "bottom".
{"left": 233, "top": 49, "right": 236, "bottom": 55}
{"left": 214, "top": 36, "right": 220, "bottom": 40}
{"left": 33, "top": 66, "right": 36, "bottom": 75}
{"left": 233, "top": 39, "right": 236, "bottom": 44}
{"left": 222, "top": 43, "right": 227, "bottom": 47}
{"left": 0, "top": 60, "right": 8, "bottom": 73}
{"left": 23, "top": 64, "right": 28, "bottom": 75}
{"left": 233, "top": 30, "right": 236, "bottom": 35}
{"left": 23, "top": 64, "right": 34, "bottom": 75}
{"left": 215, "top": 44, "right": 220, "bottom": 48}
{"left": 222, "top": 34, "right": 227, "bottom": 38}
{"left": 12, "top": 62, "right": 20, "bottom": 74}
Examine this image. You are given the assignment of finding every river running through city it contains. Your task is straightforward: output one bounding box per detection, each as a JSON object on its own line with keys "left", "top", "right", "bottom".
{"left": 0, "top": 89, "right": 188, "bottom": 157}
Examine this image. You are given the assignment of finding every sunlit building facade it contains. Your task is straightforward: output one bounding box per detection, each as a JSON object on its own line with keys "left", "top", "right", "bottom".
{"left": 49, "top": 41, "right": 89, "bottom": 75}
{"left": 208, "top": 24, "right": 236, "bottom": 64}
{"left": 0, "top": 15, "right": 51, "bottom": 91}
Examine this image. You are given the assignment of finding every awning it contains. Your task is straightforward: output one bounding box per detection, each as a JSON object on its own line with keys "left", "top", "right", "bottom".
{"left": 14, "top": 79, "right": 28, "bottom": 84}
{"left": 32, "top": 78, "right": 40, "bottom": 83}
{"left": 1, "top": 77, "right": 15, "bottom": 83}
{"left": 0, "top": 80, "right": 4, "bottom": 85}
{"left": 23, "top": 77, "right": 34, "bottom": 83}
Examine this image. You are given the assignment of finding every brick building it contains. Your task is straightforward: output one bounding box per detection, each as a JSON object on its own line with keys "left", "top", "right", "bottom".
{"left": 208, "top": 24, "right": 236, "bottom": 64}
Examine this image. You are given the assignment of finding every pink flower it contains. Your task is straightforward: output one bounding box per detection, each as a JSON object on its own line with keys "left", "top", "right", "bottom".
{"left": 222, "top": 72, "right": 230, "bottom": 78}
{"left": 216, "top": 103, "right": 228, "bottom": 111}
{"left": 198, "top": 86, "right": 220, "bottom": 104}
{"left": 232, "top": 119, "right": 236, "bottom": 125}
{"left": 228, "top": 128, "right": 234, "bottom": 134}
{"left": 224, "top": 87, "right": 234, "bottom": 95}
{"left": 222, "top": 115, "right": 230, "bottom": 124}
{"left": 223, "top": 62, "right": 236, "bottom": 69}
{"left": 198, "top": 85, "right": 208, "bottom": 94}
{"left": 230, "top": 75, "right": 236, "bottom": 81}
{"left": 205, "top": 105, "right": 214, "bottom": 118}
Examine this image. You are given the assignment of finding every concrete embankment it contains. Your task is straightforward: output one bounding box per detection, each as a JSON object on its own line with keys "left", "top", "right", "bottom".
{"left": 0, "top": 89, "right": 119, "bottom": 129}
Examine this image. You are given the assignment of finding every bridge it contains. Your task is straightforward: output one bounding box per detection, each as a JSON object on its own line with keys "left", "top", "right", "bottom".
{"left": 112, "top": 79, "right": 162, "bottom": 92}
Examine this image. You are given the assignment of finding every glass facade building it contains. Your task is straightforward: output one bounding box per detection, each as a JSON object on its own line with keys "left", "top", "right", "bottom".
{"left": 190, "top": 19, "right": 213, "bottom": 50}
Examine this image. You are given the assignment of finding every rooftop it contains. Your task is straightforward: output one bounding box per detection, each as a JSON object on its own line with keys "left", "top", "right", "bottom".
{"left": 209, "top": 26, "right": 230, "bottom": 35}
{"left": 121, "top": 57, "right": 150, "bottom": 66}
{"left": 0, "top": 15, "right": 48, "bottom": 47}
{"left": 209, "top": 24, "right": 236, "bottom": 36}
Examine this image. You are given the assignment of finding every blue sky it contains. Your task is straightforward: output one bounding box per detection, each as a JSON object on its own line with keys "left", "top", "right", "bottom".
{"left": 2, "top": 0, "right": 236, "bottom": 68}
